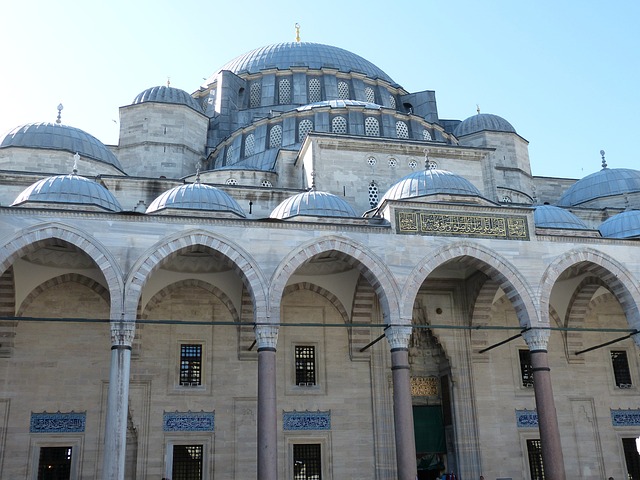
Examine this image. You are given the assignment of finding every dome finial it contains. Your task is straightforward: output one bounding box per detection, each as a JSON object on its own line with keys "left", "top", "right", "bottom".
{"left": 195, "top": 166, "right": 201, "bottom": 184}
{"left": 56, "top": 103, "right": 64, "bottom": 124}
{"left": 167, "top": 77, "right": 171, "bottom": 87}
{"left": 476, "top": 104, "right": 480, "bottom": 115}
{"left": 424, "top": 149, "right": 430, "bottom": 171}
{"left": 72, "top": 152, "right": 79, "bottom": 175}
{"left": 600, "top": 149, "right": 607, "bottom": 169}
{"left": 295, "top": 23, "right": 301, "bottom": 42}
{"left": 310, "top": 170, "right": 316, "bottom": 191}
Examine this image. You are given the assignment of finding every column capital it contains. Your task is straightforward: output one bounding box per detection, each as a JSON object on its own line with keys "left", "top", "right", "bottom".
{"left": 110, "top": 319, "right": 135, "bottom": 347}
{"left": 522, "top": 328, "right": 550, "bottom": 352}
{"left": 255, "top": 324, "right": 279, "bottom": 350}
{"left": 385, "top": 325, "right": 412, "bottom": 350}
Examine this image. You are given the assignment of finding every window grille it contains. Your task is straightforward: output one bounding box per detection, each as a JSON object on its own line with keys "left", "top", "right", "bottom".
{"left": 389, "top": 95, "right": 396, "bottom": 109}
{"left": 365, "top": 86, "right": 375, "bottom": 104}
{"left": 295, "top": 346, "right": 316, "bottom": 386}
{"left": 279, "top": 78, "right": 291, "bottom": 104}
{"left": 367, "top": 156, "right": 376, "bottom": 167}
{"left": 519, "top": 349, "right": 534, "bottom": 388}
{"left": 244, "top": 134, "right": 255, "bottom": 158}
{"left": 623, "top": 438, "right": 640, "bottom": 479}
{"left": 364, "top": 117, "right": 380, "bottom": 136}
{"left": 427, "top": 160, "right": 438, "bottom": 170}
{"left": 331, "top": 116, "right": 347, "bottom": 134}
{"left": 172, "top": 444, "right": 203, "bottom": 480}
{"left": 337, "top": 81, "right": 349, "bottom": 100}
{"left": 423, "top": 129, "right": 432, "bottom": 141}
{"left": 250, "top": 82, "right": 261, "bottom": 108}
{"left": 308, "top": 78, "right": 321, "bottom": 103}
{"left": 396, "top": 121, "right": 409, "bottom": 139}
{"left": 408, "top": 159, "right": 418, "bottom": 169}
{"left": 180, "top": 344, "right": 202, "bottom": 386}
{"left": 38, "top": 447, "right": 72, "bottom": 480}
{"left": 526, "top": 439, "right": 545, "bottom": 480}
{"left": 388, "top": 158, "right": 397, "bottom": 167}
{"left": 611, "top": 350, "right": 633, "bottom": 388}
{"left": 293, "top": 444, "right": 322, "bottom": 480}
{"left": 502, "top": 195, "right": 512, "bottom": 203}
{"left": 269, "top": 125, "right": 283, "bottom": 148}
{"left": 368, "top": 181, "right": 379, "bottom": 208}
{"left": 299, "top": 119, "right": 313, "bottom": 143}
{"left": 261, "top": 179, "right": 272, "bottom": 187}
{"left": 225, "top": 145, "right": 234, "bottom": 164}
{"left": 225, "top": 178, "right": 238, "bottom": 185}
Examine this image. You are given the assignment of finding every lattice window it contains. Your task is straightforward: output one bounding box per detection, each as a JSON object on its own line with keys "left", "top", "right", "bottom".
{"left": 423, "top": 129, "right": 432, "bottom": 141}
{"left": 623, "top": 438, "right": 640, "bottom": 479}
{"left": 331, "top": 116, "right": 347, "bottom": 134}
{"left": 389, "top": 95, "right": 396, "bottom": 109}
{"left": 261, "top": 179, "right": 272, "bottom": 187}
{"left": 611, "top": 350, "right": 633, "bottom": 388}
{"left": 368, "top": 181, "right": 379, "bottom": 208}
{"left": 308, "top": 78, "right": 321, "bottom": 103}
{"left": 244, "top": 133, "right": 255, "bottom": 158}
{"left": 279, "top": 78, "right": 291, "bottom": 104}
{"left": 519, "top": 349, "right": 534, "bottom": 388}
{"left": 225, "top": 178, "right": 238, "bottom": 185}
{"left": 38, "top": 447, "right": 72, "bottom": 480}
{"left": 298, "top": 119, "right": 313, "bottom": 143}
{"left": 526, "top": 439, "right": 545, "bottom": 480}
{"left": 225, "top": 145, "right": 234, "bottom": 164}
{"left": 427, "top": 160, "right": 438, "bottom": 170}
{"left": 408, "top": 159, "right": 417, "bottom": 169}
{"left": 396, "top": 121, "right": 409, "bottom": 139}
{"left": 180, "top": 344, "right": 202, "bottom": 386}
{"left": 269, "top": 125, "right": 283, "bottom": 148}
{"left": 502, "top": 195, "right": 512, "bottom": 203}
{"left": 295, "top": 346, "right": 316, "bottom": 386}
{"left": 293, "top": 444, "right": 322, "bottom": 480}
{"left": 250, "top": 82, "right": 261, "bottom": 108}
{"left": 366, "top": 156, "right": 376, "bottom": 167}
{"left": 388, "top": 157, "right": 397, "bottom": 167}
{"left": 365, "top": 86, "right": 375, "bottom": 103}
{"left": 338, "top": 80, "right": 349, "bottom": 100}
{"left": 364, "top": 117, "right": 380, "bottom": 136}
{"left": 173, "top": 445, "right": 203, "bottom": 480}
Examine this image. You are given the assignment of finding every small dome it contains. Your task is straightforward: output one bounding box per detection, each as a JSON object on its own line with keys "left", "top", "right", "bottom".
{"left": 380, "top": 169, "right": 483, "bottom": 203}
{"left": 599, "top": 211, "right": 640, "bottom": 239}
{"left": 0, "top": 122, "right": 123, "bottom": 171}
{"left": 533, "top": 205, "right": 589, "bottom": 229}
{"left": 454, "top": 113, "right": 516, "bottom": 137}
{"left": 209, "top": 42, "right": 394, "bottom": 84}
{"left": 132, "top": 85, "right": 203, "bottom": 113}
{"left": 11, "top": 174, "right": 122, "bottom": 212}
{"left": 558, "top": 168, "right": 640, "bottom": 207}
{"left": 146, "top": 182, "right": 246, "bottom": 217}
{"left": 270, "top": 190, "right": 357, "bottom": 219}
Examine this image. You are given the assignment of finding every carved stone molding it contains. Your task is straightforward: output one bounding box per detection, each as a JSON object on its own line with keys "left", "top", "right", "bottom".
{"left": 385, "top": 325, "right": 412, "bottom": 350}
{"left": 255, "top": 324, "right": 279, "bottom": 350}
{"left": 522, "top": 328, "right": 550, "bottom": 351}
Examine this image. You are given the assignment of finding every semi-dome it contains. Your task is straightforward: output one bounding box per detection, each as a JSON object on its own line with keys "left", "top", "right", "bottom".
{"left": 558, "top": 168, "right": 640, "bottom": 207}
{"left": 454, "top": 113, "right": 516, "bottom": 137}
{"left": 270, "top": 189, "right": 357, "bottom": 219}
{"left": 132, "top": 85, "right": 203, "bottom": 113}
{"left": 146, "top": 182, "right": 246, "bottom": 217}
{"left": 11, "top": 174, "right": 122, "bottom": 212}
{"left": 211, "top": 42, "right": 394, "bottom": 84}
{"left": 533, "top": 205, "right": 589, "bottom": 229}
{"left": 0, "top": 122, "right": 123, "bottom": 171}
{"left": 380, "top": 169, "right": 483, "bottom": 203}
{"left": 599, "top": 211, "right": 640, "bottom": 239}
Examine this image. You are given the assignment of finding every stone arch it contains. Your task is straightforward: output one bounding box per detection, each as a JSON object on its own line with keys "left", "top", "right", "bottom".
{"left": 0, "top": 223, "right": 124, "bottom": 315}
{"left": 282, "top": 282, "right": 349, "bottom": 325}
{"left": 125, "top": 229, "right": 267, "bottom": 322}
{"left": 402, "top": 241, "right": 539, "bottom": 328}
{"left": 470, "top": 279, "right": 500, "bottom": 361}
{"left": 269, "top": 235, "right": 401, "bottom": 325}
{"left": 539, "top": 248, "right": 640, "bottom": 334}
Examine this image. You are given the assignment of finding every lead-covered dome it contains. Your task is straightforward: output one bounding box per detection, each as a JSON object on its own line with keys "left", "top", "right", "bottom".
{"left": 11, "top": 174, "right": 122, "bottom": 212}
{"left": 0, "top": 122, "right": 123, "bottom": 171}
{"left": 599, "top": 211, "right": 640, "bottom": 239}
{"left": 533, "top": 205, "right": 589, "bottom": 229}
{"left": 270, "top": 190, "right": 357, "bottom": 219}
{"left": 558, "top": 168, "right": 640, "bottom": 207}
{"left": 454, "top": 113, "right": 516, "bottom": 137}
{"left": 380, "top": 169, "right": 483, "bottom": 203}
{"left": 146, "top": 182, "right": 245, "bottom": 217}
{"left": 132, "top": 85, "right": 203, "bottom": 113}
{"left": 213, "top": 42, "right": 394, "bottom": 84}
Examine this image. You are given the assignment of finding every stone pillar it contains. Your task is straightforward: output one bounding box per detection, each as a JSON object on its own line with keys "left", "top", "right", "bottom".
{"left": 255, "top": 324, "right": 279, "bottom": 480}
{"left": 523, "top": 328, "right": 566, "bottom": 480}
{"left": 385, "top": 325, "right": 417, "bottom": 480}
{"left": 102, "top": 317, "right": 135, "bottom": 480}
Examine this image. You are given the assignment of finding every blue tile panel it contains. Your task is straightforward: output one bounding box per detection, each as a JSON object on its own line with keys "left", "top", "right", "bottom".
{"left": 611, "top": 409, "right": 640, "bottom": 426}
{"left": 30, "top": 412, "right": 86, "bottom": 433}
{"left": 515, "top": 410, "right": 538, "bottom": 428}
{"left": 283, "top": 411, "right": 331, "bottom": 431}
{"left": 163, "top": 411, "right": 215, "bottom": 432}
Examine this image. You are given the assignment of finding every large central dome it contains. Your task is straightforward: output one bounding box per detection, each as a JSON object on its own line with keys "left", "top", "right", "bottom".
{"left": 213, "top": 42, "right": 395, "bottom": 84}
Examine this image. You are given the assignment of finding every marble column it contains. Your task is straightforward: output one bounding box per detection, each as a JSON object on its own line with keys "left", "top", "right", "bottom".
{"left": 102, "top": 317, "right": 135, "bottom": 480}
{"left": 255, "top": 324, "right": 279, "bottom": 480}
{"left": 523, "top": 328, "right": 566, "bottom": 480}
{"left": 385, "top": 325, "right": 417, "bottom": 480}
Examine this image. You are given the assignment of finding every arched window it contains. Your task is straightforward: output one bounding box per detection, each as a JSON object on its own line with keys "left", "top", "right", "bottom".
{"left": 269, "top": 125, "right": 283, "bottom": 148}
{"left": 423, "top": 129, "right": 432, "bottom": 141}
{"left": 365, "top": 86, "right": 375, "bottom": 104}
{"left": 250, "top": 82, "right": 261, "bottom": 108}
{"left": 299, "top": 119, "right": 313, "bottom": 143}
{"left": 368, "top": 181, "right": 379, "bottom": 208}
{"left": 261, "top": 179, "right": 273, "bottom": 187}
{"left": 331, "top": 116, "right": 347, "bottom": 134}
{"left": 364, "top": 117, "right": 380, "bottom": 136}
{"left": 225, "top": 145, "right": 234, "bottom": 164}
{"left": 279, "top": 78, "right": 291, "bottom": 104}
{"left": 427, "top": 160, "right": 438, "bottom": 170}
{"left": 308, "top": 78, "right": 321, "bottom": 103}
{"left": 244, "top": 134, "right": 255, "bottom": 158}
{"left": 389, "top": 95, "right": 397, "bottom": 109}
{"left": 396, "top": 121, "right": 409, "bottom": 139}
{"left": 226, "top": 178, "right": 238, "bottom": 185}
{"left": 338, "top": 81, "right": 350, "bottom": 100}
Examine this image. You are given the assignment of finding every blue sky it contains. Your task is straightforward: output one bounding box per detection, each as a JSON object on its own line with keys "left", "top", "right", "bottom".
{"left": 1, "top": 0, "right": 638, "bottom": 179}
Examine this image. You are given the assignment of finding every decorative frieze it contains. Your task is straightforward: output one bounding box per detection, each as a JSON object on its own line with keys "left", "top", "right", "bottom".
{"left": 396, "top": 209, "right": 529, "bottom": 241}
{"left": 411, "top": 376, "right": 439, "bottom": 397}
{"left": 283, "top": 411, "right": 331, "bottom": 431}
{"left": 30, "top": 412, "right": 86, "bottom": 433}
{"left": 611, "top": 409, "right": 640, "bottom": 427}
{"left": 515, "top": 409, "right": 538, "bottom": 428}
{"left": 163, "top": 411, "right": 215, "bottom": 432}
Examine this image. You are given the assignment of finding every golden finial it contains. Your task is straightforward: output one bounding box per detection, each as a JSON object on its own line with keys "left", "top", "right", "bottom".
{"left": 476, "top": 104, "right": 480, "bottom": 114}
{"left": 167, "top": 77, "right": 171, "bottom": 87}
{"left": 56, "top": 103, "right": 63, "bottom": 124}
{"left": 295, "top": 23, "right": 301, "bottom": 43}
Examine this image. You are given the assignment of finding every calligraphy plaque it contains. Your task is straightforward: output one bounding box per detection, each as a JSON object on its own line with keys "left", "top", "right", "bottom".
{"left": 163, "top": 411, "right": 215, "bottom": 432}
{"left": 411, "top": 376, "right": 439, "bottom": 397}
{"left": 283, "top": 411, "right": 331, "bottom": 430}
{"left": 396, "top": 209, "right": 529, "bottom": 240}
{"left": 611, "top": 409, "right": 640, "bottom": 426}
{"left": 515, "top": 409, "right": 538, "bottom": 428}
{"left": 30, "top": 412, "right": 86, "bottom": 433}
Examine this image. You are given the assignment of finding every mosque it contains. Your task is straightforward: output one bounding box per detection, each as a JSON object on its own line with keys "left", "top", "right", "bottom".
{"left": 1, "top": 31, "right": 640, "bottom": 480}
